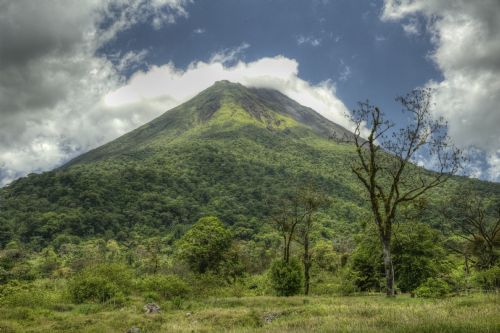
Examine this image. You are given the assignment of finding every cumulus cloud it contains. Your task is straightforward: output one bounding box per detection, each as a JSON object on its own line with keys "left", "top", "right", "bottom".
{"left": 0, "top": 1, "right": 351, "bottom": 186}
{"left": 0, "top": 0, "right": 190, "bottom": 186}
{"left": 382, "top": 0, "right": 500, "bottom": 181}
{"left": 105, "top": 54, "right": 352, "bottom": 129}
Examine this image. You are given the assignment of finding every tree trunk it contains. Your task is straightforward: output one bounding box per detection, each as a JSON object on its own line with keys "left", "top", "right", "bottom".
{"left": 304, "top": 235, "right": 310, "bottom": 295}
{"left": 382, "top": 240, "right": 395, "bottom": 297}
{"left": 464, "top": 254, "right": 470, "bottom": 275}
{"left": 284, "top": 236, "right": 290, "bottom": 263}
{"left": 283, "top": 235, "right": 288, "bottom": 262}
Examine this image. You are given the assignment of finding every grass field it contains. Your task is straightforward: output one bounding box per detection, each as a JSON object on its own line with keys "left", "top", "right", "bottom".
{"left": 0, "top": 294, "right": 498, "bottom": 333}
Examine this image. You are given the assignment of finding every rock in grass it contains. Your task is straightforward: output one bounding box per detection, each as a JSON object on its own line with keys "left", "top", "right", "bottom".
{"left": 126, "top": 327, "right": 141, "bottom": 333}
{"left": 143, "top": 303, "right": 161, "bottom": 314}
{"left": 263, "top": 312, "right": 280, "bottom": 323}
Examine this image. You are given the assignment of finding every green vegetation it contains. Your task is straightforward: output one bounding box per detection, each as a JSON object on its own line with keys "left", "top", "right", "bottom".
{"left": 0, "top": 81, "right": 499, "bottom": 331}
{"left": 176, "top": 216, "right": 232, "bottom": 274}
{"left": 270, "top": 259, "right": 303, "bottom": 296}
{"left": 0, "top": 293, "right": 498, "bottom": 332}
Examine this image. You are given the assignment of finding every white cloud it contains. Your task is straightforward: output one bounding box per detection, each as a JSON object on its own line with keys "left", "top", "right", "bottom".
{"left": 209, "top": 43, "right": 250, "bottom": 65}
{"left": 105, "top": 53, "right": 353, "bottom": 131}
{"left": 297, "top": 35, "right": 322, "bottom": 47}
{"left": 114, "top": 50, "right": 149, "bottom": 72}
{"left": 402, "top": 17, "right": 420, "bottom": 36}
{"left": 0, "top": 1, "right": 353, "bottom": 188}
{"left": 338, "top": 60, "right": 352, "bottom": 82}
{"left": 382, "top": 0, "right": 500, "bottom": 182}
{"left": 193, "top": 28, "right": 205, "bottom": 34}
{"left": 0, "top": 0, "right": 191, "bottom": 186}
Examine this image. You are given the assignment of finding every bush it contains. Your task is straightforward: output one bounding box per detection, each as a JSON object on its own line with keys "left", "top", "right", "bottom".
{"left": 269, "top": 259, "right": 302, "bottom": 296}
{"left": 414, "top": 277, "right": 451, "bottom": 298}
{"left": 472, "top": 266, "right": 500, "bottom": 291}
{"left": 140, "top": 274, "right": 190, "bottom": 299}
{"left": 337, "top": 268, "right": 360, "bottom": 295}
{"left": 67, "top": 263, "right": 133, "bottom": 303}
{"left": 85, "top": 263, "right": 133, "bottom": 291}
{"left": 68, "top": 275, "right": 119, "bottom": 303}
{"left": 0, "top": 280, "right": 61, "bottom": 308}
{"left": 244, "top": 273, "right": 272, "bottom": 296}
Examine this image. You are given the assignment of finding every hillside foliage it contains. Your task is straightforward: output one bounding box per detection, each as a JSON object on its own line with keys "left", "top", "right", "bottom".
{"left": 0, "top": 82, "right": 499, "bottom": 332}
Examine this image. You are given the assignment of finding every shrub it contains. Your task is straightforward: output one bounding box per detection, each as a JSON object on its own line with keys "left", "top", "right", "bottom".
{"left": 67, "top": 263, "right": 133, "bottom": 303}
{"left": 337, "top": 268, "right": 360, "bottom": 295}
{"left": 269, "top": 259, "right": 302, "bottom": 296}
{"left": 244, "top": 273, "right": 272, "bottom": 296}
{"left": 313, "top": 240, "right": 340, "bottom": 273}
{"left": 0, "top": 280, "right": 30, "bottom": 298}
{"left": 140, "top": 274, "right": 190, "bottom": 299}
{"left": 68, "top": 275, "right": 119, "bottom": 303}
{"left": 472, "top": 266, "right": 500, "bottom": 291}
{"left": 414, "top": 277, "right": 451, "bottom": 298}
{"left": 0, "top": 280, "right": 63, "bottom": 308}
{"left": 85, "top": 263, "right": 133, "bottom": 291}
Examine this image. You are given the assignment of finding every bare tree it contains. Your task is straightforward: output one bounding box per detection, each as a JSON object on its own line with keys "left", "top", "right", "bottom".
{"left": 271, "top": 187, "right": 329, "bottom": 295}
{"left": 271, "top": 194, "right": 305, "bottom": 264}
{"left": 348, "top": 88, "right": 462, "bottom": 296}
{"left": 443, "top": 190, "right": 500, "bottom": 270}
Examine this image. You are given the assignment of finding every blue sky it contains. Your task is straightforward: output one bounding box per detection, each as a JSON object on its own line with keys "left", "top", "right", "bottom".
{"left": 0, "top": 0, "right": 499, "bottom": 185}
{"left": 102, "top": 0, "right": 439, "bottom": 118}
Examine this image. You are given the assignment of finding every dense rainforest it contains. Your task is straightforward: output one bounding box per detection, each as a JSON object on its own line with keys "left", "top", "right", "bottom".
{"left": 0, "top": 81, "right": 498, "bottom": 332}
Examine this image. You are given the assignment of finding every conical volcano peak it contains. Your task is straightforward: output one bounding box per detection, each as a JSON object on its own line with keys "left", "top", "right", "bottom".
{"left": 63, "top": 81, "right": 354, "bottom": 166}
{"left": 192, "top": 80, "right": 274, "bottom": 122}
{"left": 201, "top": 80, "right": 246, "bottom": 97}
{"left": 212, "top": 79, "right": 242, "bottom": 87}
{"left": 196, "top": 81, "right": 353, "bottom": 139}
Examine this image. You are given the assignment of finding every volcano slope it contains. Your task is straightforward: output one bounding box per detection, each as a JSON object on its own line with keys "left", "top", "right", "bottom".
{"left": 0, "top": 81, "right": 498, "bottom": 249}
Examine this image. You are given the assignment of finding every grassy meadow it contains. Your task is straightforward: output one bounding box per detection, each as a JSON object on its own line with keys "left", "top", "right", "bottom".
{"left": 0, "top": 293, "right": 498, "bottom": 333}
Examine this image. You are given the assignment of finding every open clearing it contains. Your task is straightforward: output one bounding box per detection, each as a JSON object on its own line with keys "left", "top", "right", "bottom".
{"left": 1, "top": 294, "right": 498, "bottom": 333}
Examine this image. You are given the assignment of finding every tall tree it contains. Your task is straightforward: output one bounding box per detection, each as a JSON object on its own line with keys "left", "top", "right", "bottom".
{"left": 295, "top": 188, "right": 328, "bottom": 295}
{"left": 271, "top": 188, "right": 328, "bottom": 295}
{"left": 271, "top": 195, "right": 304, "bottom": 264}
{"left": 176, "top": 216, "right": 232, "bottom": 274}
{"left": 348, "top": 88, "right": 462, "bottom": 296}
{"left": 443, "top": 190, "right": 500, "bottom": 270}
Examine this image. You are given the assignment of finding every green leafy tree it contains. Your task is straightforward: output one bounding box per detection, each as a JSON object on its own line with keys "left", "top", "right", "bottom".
{"left": 270, "top": 258, "right": 303, "bottom": 296}
{"left": 295, "top": 187, "right": 329, "bottom": 295}
{"left": 392, "top": 223, "right": 449, "bottom": 292}
{"left": 177, "top": 216, "right": 232, "bottom": 274}
{"left": 351, "top": 223, "right": 449, "bottom": 293}
{"left": 443, "top": 190, "right": 500, "bottom": 270}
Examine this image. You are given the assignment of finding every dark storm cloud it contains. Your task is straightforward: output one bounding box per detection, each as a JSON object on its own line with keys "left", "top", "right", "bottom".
{"left": 0, "top": 0, "right": 190, "bottom": 186}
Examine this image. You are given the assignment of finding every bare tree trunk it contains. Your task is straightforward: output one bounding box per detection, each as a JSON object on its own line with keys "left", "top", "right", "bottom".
{"left": 304, "top": 235, "right": 310, "bottom": 295}
{"left": 283, "top": 235, "right": 287, "bottom": 262}
{"left": 464, "top": 254, "right": 470, "bottom": 275}
{"left": 285, "top": 236, "right": 291, "bottom": 263}
{"left": 382, "top": 239, "right": 395, "bottom": 297}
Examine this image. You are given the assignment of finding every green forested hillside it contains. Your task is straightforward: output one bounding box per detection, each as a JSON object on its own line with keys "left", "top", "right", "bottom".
{"left": 0, "top": 82, "right": 499, "bottom": 332}
{"left": 0, "top": 81, "right": 367, "bottom": 248}
{"left": 1, "top": 81, "right": 498, "bottom": 250}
